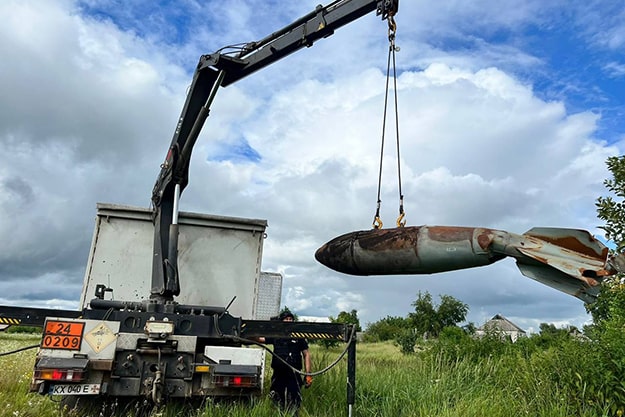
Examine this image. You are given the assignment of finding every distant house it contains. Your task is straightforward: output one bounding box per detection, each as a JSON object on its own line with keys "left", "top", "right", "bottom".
{"left": 475, "top": 314, "right": 526, "bottom": 342}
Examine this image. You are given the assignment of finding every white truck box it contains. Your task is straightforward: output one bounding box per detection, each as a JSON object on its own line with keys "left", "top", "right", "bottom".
{"left": 79, "top": 203, "right": 281, "bottom": 319}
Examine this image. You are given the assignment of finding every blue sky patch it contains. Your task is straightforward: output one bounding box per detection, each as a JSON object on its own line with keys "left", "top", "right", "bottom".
{"left": 208, "top": 138, "right": 262, "bottom": 163}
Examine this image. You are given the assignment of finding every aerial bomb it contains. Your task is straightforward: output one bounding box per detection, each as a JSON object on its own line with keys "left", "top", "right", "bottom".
{"left": 315, "top": 226, "right": 623, "bottom": 303}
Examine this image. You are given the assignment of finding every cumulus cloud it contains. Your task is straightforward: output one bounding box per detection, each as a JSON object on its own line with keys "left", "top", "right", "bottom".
{"left": 187, "top": 61, "right": 618, "bottom": 329}
{"left": 0, "top": 0, "right": 622, "bottom": 333}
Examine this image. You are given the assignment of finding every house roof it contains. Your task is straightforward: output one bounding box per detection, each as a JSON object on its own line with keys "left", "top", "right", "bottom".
{"left": 477, "top": 314, "right": 526, "bottom": 333}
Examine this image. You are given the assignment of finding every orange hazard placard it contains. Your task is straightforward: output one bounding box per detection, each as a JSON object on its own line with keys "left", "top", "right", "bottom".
{"left": 41, "top": 320, "right": 85, "bottom": 350}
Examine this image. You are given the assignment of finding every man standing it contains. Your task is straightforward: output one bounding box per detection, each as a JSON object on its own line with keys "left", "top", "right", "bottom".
{"left": 261, "top": 311, "right": 313, "bottom": 414}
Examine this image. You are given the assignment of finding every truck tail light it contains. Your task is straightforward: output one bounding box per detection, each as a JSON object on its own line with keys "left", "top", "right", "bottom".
{"left": 209, "top": 364, "right": 260, "bottom": 388}
{"left": 212, "top": 375, "right": 257, "bottom": 388}
{"left": 34, "top": 355, "right": 89, "bottom": 382}
{"left": 34, "top": 368, "right": 86, "bottom": 382}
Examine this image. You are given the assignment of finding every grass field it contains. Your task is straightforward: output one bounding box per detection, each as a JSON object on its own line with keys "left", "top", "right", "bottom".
{"left": 0, "top": 332, "right": 615, "bottom": 417}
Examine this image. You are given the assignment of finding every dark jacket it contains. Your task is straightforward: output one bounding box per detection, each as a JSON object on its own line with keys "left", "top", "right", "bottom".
{"left": 266, "top": 338, "right": 309, "bottom": 372}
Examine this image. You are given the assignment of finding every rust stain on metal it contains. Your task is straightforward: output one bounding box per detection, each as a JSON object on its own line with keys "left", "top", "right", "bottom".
{"left": 531, "top": 254, "right": 550, "bottom": 264}
{"left": 476, "top": 230, "right": 495, "bottom": 250}
{"left": 427, "top": 226, "right": 476, "bottom": 242}
{"left": 527, "top": 233, "right": 607, "bottom": 260}
{"left": 356, "top": 227, "right": 419, "bottom": 251}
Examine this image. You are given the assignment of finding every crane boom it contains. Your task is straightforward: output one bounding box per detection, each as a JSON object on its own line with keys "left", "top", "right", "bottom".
{"left": 150, "top": 0, "right": 399, "bottom": 302}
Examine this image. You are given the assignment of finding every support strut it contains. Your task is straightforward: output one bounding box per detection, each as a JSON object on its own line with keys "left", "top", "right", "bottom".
{"left": 347, "top": 332, "right": 357, "bottom": 417}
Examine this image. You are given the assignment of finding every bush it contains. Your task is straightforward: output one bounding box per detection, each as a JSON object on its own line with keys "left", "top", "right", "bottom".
{"left": 5, "top": 325, "right": 41, "bottom": 334}
{"left": 395, "top": 329, "right": 418, "bottom": 354}
{"left": 363, "top": 316, "right": 410, "bottom": 342}
{"left": 590, "top": 318, "right": 625, "bottom": 414}
{"left": 438, "top": 326, "right": 467, "bottom": 344}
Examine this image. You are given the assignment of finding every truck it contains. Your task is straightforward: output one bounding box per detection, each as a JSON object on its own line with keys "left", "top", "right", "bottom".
{"left": 2, "top": 0, "right": 624, "bottom": 414}
{"left": 0, "top": 0, "right": 399, "bottom": 414}
{"left": 30, "top": 203, "right": 278, "bottom": 403}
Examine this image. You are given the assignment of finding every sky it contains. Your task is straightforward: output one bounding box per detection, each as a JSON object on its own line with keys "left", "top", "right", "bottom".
{"left": 1, "top": 0, "right": 624, "bottom": 334}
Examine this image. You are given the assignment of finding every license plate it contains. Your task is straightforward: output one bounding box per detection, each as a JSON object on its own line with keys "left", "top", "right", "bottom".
{"left": 49, "top": 384, "right": 100, "bottom": 395}
{"left": 42, "top": 320, "right": 85, "bottom": 350}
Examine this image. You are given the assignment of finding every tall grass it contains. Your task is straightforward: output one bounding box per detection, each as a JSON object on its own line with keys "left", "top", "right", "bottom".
{"left": 0, "top": 333, "right": 58, "bottom": 417}
{"left": 0, "top": 332, "right": 618, "bottom": 417}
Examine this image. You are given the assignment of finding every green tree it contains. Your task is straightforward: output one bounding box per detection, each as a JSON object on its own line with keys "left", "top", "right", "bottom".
{"left": 596, "top": 155, "right": 625, "bottom": 250}
{"left": 409, "top": 291, "right": 436, "bottom": 336}
{"left": 591, "top": 155, "right": 625, "bottom": 327}
{"left": 588, "top": 155, "right": 625, "bottom": 414}
{"left": 408, "top": 291, "right": 468, "bottom": 338}
{"left": 538, "top": 323, "right": 569, "bottom": 338}
{"left": 437, "top": 294, "right": 469, "bottom": 329}
{"left": 319, "top": 310, "right": 362, "bottom": 349}
{"left": 334, "top": 309, "right": 361, "bottom": 332}
{"left": 363, "top": 315, "right": 409, "bottom": 342}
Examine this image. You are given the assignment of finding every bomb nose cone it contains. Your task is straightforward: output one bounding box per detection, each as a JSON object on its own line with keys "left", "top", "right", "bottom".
{"left": 315, "top": 231, "right": 361, "bottom": 275}
{"left": 315, "top": 227, "right": 425, "bottom": 275}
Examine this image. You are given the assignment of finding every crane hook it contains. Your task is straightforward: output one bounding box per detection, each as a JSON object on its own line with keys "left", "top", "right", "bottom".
{"left": 372, "top": 200, "right": 383, "bottom": 229}
{"left": 396, "top": 212, "right": 405, "bottom": 228}
{"left": 396, "top": 196, "right": 406, "bottom": 227}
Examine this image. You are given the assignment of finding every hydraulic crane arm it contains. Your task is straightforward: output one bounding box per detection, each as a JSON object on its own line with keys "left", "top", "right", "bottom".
{"left": 150, "top": 0, "right": 399, "bottom": 302}
{"left": 201, "top": 0, "right": 398, "bottom": 87}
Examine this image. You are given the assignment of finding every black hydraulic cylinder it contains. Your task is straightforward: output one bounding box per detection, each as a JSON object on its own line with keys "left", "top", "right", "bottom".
{"left": 165, "top": 223, "right": 179, "bottom": 294}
